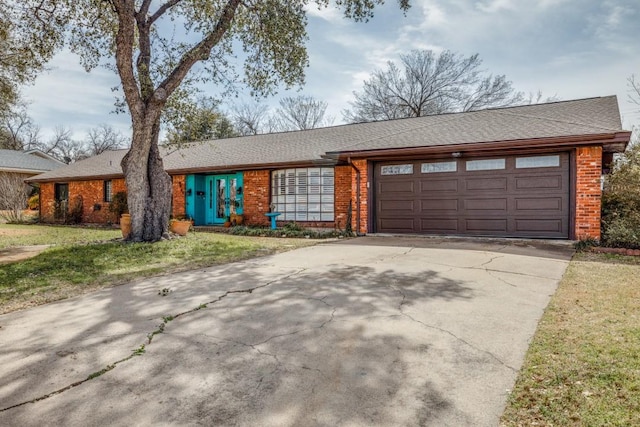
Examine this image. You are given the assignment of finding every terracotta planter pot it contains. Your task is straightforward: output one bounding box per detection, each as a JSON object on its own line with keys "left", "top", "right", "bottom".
{"left": 120, "top": 214, "right": 131, "bottom": 239}
{"left": 170, "top": 220, "right": 192, "bottom": 236}
{"left": 230, "top": 213, "right": 244, "bottom": 226}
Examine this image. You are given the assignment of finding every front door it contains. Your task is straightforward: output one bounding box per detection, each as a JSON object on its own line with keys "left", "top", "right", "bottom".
{"left": 206, "top": 174, "right": 243, "bottom": 224}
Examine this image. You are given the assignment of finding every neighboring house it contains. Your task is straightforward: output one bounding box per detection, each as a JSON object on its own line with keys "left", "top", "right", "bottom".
{"left": 0, "top": 149, "right": 65, "bottom": 208}
{"left": 28, "top": 96, "right": 631, "bottom": 240}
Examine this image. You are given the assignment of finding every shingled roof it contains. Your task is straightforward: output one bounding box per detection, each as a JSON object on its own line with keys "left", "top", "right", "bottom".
{"left": 0, "top": 149, "right": 65, "bottom": 174}
{"left": 28, "top": 96, "right": 628, "bottom": 183}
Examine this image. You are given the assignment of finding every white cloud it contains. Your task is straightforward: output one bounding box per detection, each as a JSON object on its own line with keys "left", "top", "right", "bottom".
{"left": 475, "top": 0, "right": 515, "bottom": 13}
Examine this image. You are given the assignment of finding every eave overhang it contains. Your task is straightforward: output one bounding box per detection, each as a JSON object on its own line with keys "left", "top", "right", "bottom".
{"left": 322, "top": 132, "right": 632, "bottom": 161}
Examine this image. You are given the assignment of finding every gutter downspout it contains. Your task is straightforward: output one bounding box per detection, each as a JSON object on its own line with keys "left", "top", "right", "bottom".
{"left": 347, "top": 157, "right": 364, "bottom": 236}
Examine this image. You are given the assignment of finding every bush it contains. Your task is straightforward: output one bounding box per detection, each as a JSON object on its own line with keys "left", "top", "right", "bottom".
{"left": 602, "top": 138, "right": 640, "bottom": 248}
{"left": 108, "top": 191, "right": 128, "bottom": 221}
{"left": 28, "top": 194, "right": 39, "bottom": 210}
{"left": 229, "top": 223, "right": 352, "bottom": 239}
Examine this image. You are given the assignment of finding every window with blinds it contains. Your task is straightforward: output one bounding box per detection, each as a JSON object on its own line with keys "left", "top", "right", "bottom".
{"left": 271, "top": 168, "right": 335, "bottom": 221}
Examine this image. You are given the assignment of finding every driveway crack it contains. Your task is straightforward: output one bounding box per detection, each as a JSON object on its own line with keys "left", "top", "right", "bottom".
{"left": 0, "top": 268, "right": 307, "bottom": 413}
{"left": 400, "top": 311, "right": 517, "bottom": 373}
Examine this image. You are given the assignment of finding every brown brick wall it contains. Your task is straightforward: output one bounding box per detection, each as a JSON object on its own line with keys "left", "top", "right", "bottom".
{"left": 334, "top": 165, "right": 351, "bottom": 231}
{"left": 40, "top": 178, "right": 126, "bottom": 223}
{"left": 39, "top": 182, "right": 55, "bottom": 221}
{"left": 243, "top": 170, "right": 270, "bottom": 226}
{"left": 350, "top": 159, "right": 368, "bottom": 234}
{"left": 172, "top": 175, "right": 186, "bottom": 218}
{"left": 575, "top": 146, "right": 602, "bottom": 240}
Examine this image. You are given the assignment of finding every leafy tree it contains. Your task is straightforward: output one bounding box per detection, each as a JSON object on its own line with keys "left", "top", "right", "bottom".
{"left": 344, "top": 49, "right": 523, "bottom": 123}
{"left": 274, "top": 95, "right": 333, "bottom": 131}
{"left": 165, "top": 97, "right": 237, "bottom": 144}
{"left": 2, "top": 0, "right": 410, "bottom": 241}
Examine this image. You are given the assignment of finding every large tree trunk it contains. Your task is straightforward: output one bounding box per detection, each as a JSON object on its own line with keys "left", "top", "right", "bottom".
{"left": 121, "top": 110, "right": 172, "bottom": 242}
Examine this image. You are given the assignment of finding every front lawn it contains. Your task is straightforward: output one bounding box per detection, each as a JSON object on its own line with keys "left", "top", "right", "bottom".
{"left": 501, "top": 252, "right": 640, "bottom": 426}
{"left": 0, "top": 224, "right": 316, "bottom": 314}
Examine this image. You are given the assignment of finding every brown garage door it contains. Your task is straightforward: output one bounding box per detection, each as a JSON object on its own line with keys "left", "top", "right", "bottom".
{"left": 375, "top": 153, "right": 570, "bottom": 238}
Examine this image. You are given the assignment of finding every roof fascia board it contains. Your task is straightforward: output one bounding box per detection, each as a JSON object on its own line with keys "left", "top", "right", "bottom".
{"left": 324, "top": 132, "right": 632, "bottom": 160}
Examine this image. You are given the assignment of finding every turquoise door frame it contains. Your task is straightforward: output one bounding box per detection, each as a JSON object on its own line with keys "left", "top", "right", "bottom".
{"left": 186, "top": 173, "right": 243, "bottom": 225}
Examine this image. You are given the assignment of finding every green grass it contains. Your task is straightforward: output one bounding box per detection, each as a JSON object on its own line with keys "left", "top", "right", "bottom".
{"left": 0, "top": 224, "right": 121, "bottom": 249}
{"left": 501, "top": 252, "right": 640, "bottom": 427}
{"left": 0, "top": 224, "right": 316, "bottom": 313}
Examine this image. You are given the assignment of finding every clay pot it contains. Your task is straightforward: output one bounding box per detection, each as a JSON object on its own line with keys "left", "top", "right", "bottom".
{"left": 120, "top": 214, "right": 131, "bottom": 239}
{"left": 170, "top": 219, "right": 192, "bottom": 236}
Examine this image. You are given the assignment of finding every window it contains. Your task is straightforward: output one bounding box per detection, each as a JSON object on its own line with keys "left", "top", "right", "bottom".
{"left": 421, "top": 161, "right": 457, "bottom": 173}
{"left": 54, "top": 183, "right": 69, "bottom": 203}
{"left": 271, "top": 167, "right": 334, "bottom": 221}
{"left": 54, "top": 183, "right": 69, "bottom": 220}
{"left": 103, "top": 180, "right": 113, "bottom": 202}
{"left": 466, "top": 158, "right": 505, "bottom": 171}
{"left": 381, "top": 164, "right": 413, "bottom": 175}
{"left": 516, "top": 155, "right": 560, "bottom": 169}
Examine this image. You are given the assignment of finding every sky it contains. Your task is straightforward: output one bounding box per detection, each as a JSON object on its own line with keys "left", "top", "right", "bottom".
{"left": 21, "top": 0, "right": 640, "bottom": 141}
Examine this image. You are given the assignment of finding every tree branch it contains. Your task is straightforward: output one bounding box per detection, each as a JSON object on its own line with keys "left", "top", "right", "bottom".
{"left": 156, "top": 0, "right": 241, "bottom": 100}
{"left": 149, "top": 0, "right": 183, "bottom": 25}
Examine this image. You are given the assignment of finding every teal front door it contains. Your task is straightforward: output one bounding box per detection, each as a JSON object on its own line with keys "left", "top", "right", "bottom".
{"left": 206, "top": 174, "right": 243, "bottom": 224}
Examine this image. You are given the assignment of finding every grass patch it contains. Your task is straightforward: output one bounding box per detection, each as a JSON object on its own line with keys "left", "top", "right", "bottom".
{"left": 0, "top": 224, "right": 120, "bottom": 249}
{"left": 501, "top": 252, "right": 640, "bottom": 426}
{"left": 0, "top": 228, "right": 316, "bottom": 314}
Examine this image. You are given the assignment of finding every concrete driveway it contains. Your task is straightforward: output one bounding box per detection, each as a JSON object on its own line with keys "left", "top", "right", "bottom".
{"left": 0, "top": 237, "right": 573, "bottom": 426}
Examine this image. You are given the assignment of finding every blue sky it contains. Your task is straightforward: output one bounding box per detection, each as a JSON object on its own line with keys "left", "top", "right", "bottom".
{"left": 22, "top": 0, "right": 640, "bottom": 140}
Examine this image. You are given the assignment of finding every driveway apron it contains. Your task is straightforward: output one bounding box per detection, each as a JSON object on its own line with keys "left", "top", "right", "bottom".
{"left": 0, "top": 237, "right": 572, "bottom": 426}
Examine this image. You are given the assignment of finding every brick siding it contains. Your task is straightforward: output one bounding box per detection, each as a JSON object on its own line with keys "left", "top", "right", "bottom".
{"left": 172, "top": 175, "right": 186, "bottom": 218}
{"left": 575, "top": 146, "right": 602, "bottom": 240}
{"left": 350, "top": 159, "right": 368, "bottom": 234}
{"left": 242, "top": 170, "right": 271, "bottom": 226}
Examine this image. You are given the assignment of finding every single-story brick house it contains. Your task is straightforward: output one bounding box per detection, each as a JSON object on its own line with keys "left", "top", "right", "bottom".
{"left": 28, "top": 96, "right": 631, "bottom": 239}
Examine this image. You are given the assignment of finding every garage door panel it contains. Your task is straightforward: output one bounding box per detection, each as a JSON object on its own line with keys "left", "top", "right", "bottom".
{"left": 420, "top": 179, "right": 458, "bottom": 192}
{"left": 375, "top": 154, "right": 569, "bottom": 238}
{"left": 515, "top": 197, "right": 563, "bottom": 211}
{"left": 515, "top": 219, "right": 563, "bottom": 233}
{"left": 379, "top": 218, "right": 415, "bottom": 231}
{"left": 515, "top": 175, "right": 563, "bottom": 190}
{"left": 465, "top": 198, "right": 507, "bottom": 212}
{"left": 379, "top": 199, "right": 414, "bottom": 213}
{"left": 465, "top": 177, "right": 507, "bottom": 191}
{"left": 379, "top": 180, "right": 415, "bottom": 193}
{"left": 421, "top": 218, "right": 458, "bottom": 231}
{"left": 464, "top": 219, "right": 508, "bottom": 232}
{"left": 421, "top": 199, "right": 458, "bottom": 211}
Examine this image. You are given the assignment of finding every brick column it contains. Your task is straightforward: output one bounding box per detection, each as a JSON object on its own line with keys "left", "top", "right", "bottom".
{"left": 171, "top": 175, "right": 187, "bottom": 218}
{"left": 243, "top": 170, "right": 270, "bottom": 226}
{"left": 334, "top": 165, "right": 352, "bottom": 231}
{"left": 350, "top": 159, "right": 369, "bottom": 234}
{"left": 575, "top": 146, "right": 602, "bottom": 240}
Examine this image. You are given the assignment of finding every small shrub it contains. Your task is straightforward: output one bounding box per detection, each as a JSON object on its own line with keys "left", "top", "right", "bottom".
{"left": 108, "top": 191, "right": 128, "bottom": 221}
{"left": 574, "top": 237, "right": 599, "bottom": 252}
{"left": 28, "top": 194, "right": 39, "bottom": 210}
{"left": 67, "top": 195, "right": 84, "bottom": 224}
{"left": 229, "top": 224, "right": 352, "bottom": 239}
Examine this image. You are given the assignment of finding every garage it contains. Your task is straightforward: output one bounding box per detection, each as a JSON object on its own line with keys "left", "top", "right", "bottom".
{"left": 375, "top": 153, "right": 570, "bottom": 238}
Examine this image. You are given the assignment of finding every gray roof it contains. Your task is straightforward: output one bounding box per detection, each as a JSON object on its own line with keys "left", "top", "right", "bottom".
{"left": 0, "top": 149, "right": 65, "bottom": 174}
{"left": 29, "top": 96, "right": 626, "bottom": 182}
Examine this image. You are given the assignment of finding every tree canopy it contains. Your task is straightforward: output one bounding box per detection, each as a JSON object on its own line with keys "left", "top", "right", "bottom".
{"left": 3, "top": 0, "right": 410, "bottom": 241}
{"left": 344, "top": 49, "right": 523, "bottom": 123}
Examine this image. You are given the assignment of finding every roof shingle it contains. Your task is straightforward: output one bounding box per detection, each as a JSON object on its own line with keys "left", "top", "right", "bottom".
{"left": 28, "top": 96, "right": 626, "bottom": 182}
